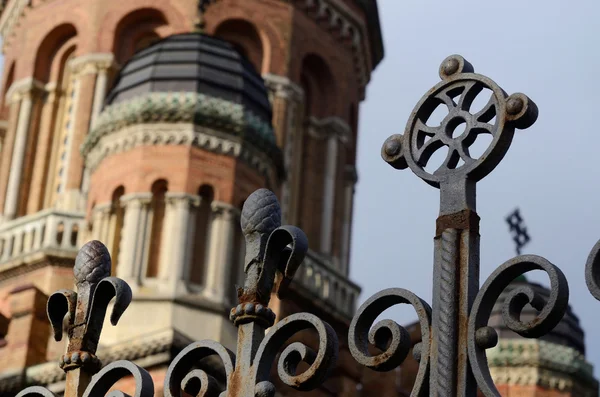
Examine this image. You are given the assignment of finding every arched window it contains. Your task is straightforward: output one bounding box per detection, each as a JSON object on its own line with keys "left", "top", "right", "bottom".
{"left": 300, "top": 54, "right": 335, "bottom": 118}
{"left": 109, "top": 186, "right": 125, "bottom": 276}
{"left": 214, "top": 19, "right": 265, "bottom": 74}
{"left": 113, "top": 8, "right": 168, "bottom": 64}
{"left": 26, "top": 24, "right": 78, "bottom": 213}
{"left": 146, "top": 179, "right": 168, "bottom": 278}
{"left": 190, "top": 185, "right": 214, "bottom": 285}
{"left": 133, "top": 33, "right": 161, "bottom": 53}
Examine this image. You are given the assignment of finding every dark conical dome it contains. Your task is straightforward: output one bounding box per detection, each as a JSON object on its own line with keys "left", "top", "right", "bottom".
{"left": 489, "top": 279, "right": 585, "bottom": 353}
{"left": 82, "top": 32, "right": 282, "bottom": 176}
{"left": 105, "top": 32, "right": 272, "bottom": 124}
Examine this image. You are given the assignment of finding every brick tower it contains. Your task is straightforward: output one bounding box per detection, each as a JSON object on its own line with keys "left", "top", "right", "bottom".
{"left": 0, "top": 0, "right": 383, "bottom": 395}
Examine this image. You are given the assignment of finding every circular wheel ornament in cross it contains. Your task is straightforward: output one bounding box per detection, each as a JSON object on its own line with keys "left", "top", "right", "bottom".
{"left": 382, "top": 55, "right": 538, "bottom": 187}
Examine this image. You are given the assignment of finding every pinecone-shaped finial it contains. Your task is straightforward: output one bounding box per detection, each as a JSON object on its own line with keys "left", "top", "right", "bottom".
{"left": 73, "top": 240, "right": 111, "bottom": 286}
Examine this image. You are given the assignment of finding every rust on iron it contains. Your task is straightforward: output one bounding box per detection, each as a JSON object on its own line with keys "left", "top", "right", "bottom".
{"left": 435, "top": 209, "right": 480, "bottom": 237}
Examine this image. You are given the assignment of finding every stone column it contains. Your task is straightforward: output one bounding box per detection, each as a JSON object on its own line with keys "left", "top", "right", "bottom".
{"left": 308, "top": 117, "right": 351, "bottom": 255}
{"left": 204, "top": 202, "right": 238, "bottom": 304}
{"left": 94, "top": 203, "right": 112, "bottom": 244}
{"left": 158, "top": 193, "right": 200, "bottom": 294}
{"left": 321, "top": 135, "right": 338, "bottom": 254}
{"left": 340, "top": 165, "right": 358, "bottom": 275}
{"left": 3, "top": 78, "right": 44, "bottom": 220}
{"left": 117, "top": 193, "right": 152, "bottom": 282}
{"left": 26, "top": 82, "right": 58, "bottom": 214}
{"left": 64, "top": 54, "right": 117, "bottom": 211}
{"left": 0, "top": 97, "right": 22, "bottom": 220}
{"left": 263, "top": 74, "right": 304, "bottom": 223}
{"left": 81, "top": 55, "right": 116, "bottom": 209}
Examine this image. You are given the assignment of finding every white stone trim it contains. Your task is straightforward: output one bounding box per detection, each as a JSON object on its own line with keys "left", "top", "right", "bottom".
{"left": 158, "top": 192, "right": 201, "bottom": 294}
{"left": 262, "top": 73, "right": 304, "bottom": 102}
{"left": 5, "top": 77, "right": 45, "bottom": 104}
{"left": 204, "top": 201, "right": 239, "bottom": 304}
{"left": 306, "top": 116, "right": 351, "bottom": 145}
{"left": 3, "top": 91, "right": 33, "bottom": 219}
{"left": 0, "top": 0, "right": 28, "bottom": 52}
{"left": 84, "top": 123, "right": 278, "bottom": 188}
{"left": 320, "top": 134, "right": 338, "bottom": 254}
{"left": 117, "top": 192, "right": 152, "bottom": 282}
{"left": 68, "top": 53, "right": 119, "bottom": 76}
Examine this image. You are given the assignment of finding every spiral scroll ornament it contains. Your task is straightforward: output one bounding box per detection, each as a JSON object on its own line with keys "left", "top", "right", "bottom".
{"left": 164, "top": 340, "right": 235, "bottom": 397}
{"left": 16, "top": 361, "right": 154, "bottom": 397}
{"left": 467, "top": 255, "right": 569, "bottom": 397}
{"left": 348, "top": 288, "right": 432, "bottom": 396}
{"left": 253, "top": 313, "right": 338, "bottom": 393}
{"left": 585, "top": 239, "right": 600, "bottom": 301}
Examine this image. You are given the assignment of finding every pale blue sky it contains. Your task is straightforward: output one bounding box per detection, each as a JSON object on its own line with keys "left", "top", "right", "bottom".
{"left": 351, "top": 0, "right": 600, "bottom": 376}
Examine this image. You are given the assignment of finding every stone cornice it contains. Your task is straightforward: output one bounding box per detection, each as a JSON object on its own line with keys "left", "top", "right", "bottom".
{"left": 307, "top": 116, "right": 352, "bottom": 144}
{"left": 68, "top": 53, "right": 119, "bottom": 76}
{"left": 293, "top": 0, "right": 373, "bottom": 94}
{"left": 85, "top": 122, "right": 279, "bottom": 189}
{"left": 82, "top": 92, "right": 278, "bottom": 160}
{"left": 0, "top": 0, "right": 28, "bottom": 52}
{"left": 211, "top": 201, "right": 240, "bottom": 218}
{"left": 487, "top": 339, "right": 596, "bottom": 387}
{"left": 5, "top": 77, "right": 45, "bottom": 103}
{"left": 0, "top": 328, "right": 192, "bottom": 393}
{"left": 164, "top": 192, "right": 201, "bottom": 208}
{"left": 262, "top": 73, "right": 304, "bottom": 102}
{"left": 490, "top": 366, "right": 597, "bottom": 396}
{"left": 119, "top": 192, "right": 153, "bottom": 206}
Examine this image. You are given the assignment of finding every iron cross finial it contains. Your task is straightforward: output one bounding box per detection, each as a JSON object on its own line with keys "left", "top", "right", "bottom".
{"left": 231, "top": 189, "right": 308, "bottom": 327}
{"left": 47, "top": 240, "right": 132, "bottom": 374}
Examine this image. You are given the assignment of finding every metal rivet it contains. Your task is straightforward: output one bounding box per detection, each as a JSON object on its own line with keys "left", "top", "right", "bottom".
{"left": 507, "top": 97, "right": 524, "bottom": 115}
{"left": 443, "top": 58, "right": 460, "bottom": 76}
{"left": 384, "top": 139, "right": 401, "bottom": 157}
{"left": 475, "top": 326, "right": 498, "bottom": 350}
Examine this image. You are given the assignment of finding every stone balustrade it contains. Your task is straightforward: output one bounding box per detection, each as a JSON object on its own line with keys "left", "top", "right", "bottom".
{"left": 0, "top": 210, "right": 86, "bottom": 263}
{"left": 295, "top": 249, "right": 361, "bottom": 319}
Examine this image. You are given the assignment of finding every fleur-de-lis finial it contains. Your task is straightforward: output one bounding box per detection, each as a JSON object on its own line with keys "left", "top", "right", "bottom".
{"left": 47, "top": 240, "right": 132, "bottom": 373}
{"left": 230, "top": 189, "right": 308, "bottom": 327}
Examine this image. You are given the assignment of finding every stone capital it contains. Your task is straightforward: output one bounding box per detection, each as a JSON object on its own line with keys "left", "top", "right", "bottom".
{"left": 164, "top": 192, "right": 201, "bottom": 208}
{"left": 120, "top": 192, "right": 153, "bottom": 207}
{"left": 5, "top": 77, "right": 46, "bottom": 104}
{"left": 263, "top": 73, "right": 304, "bottom": 102}
{"left": 210, "top": 201, "right": 239, "bottom": 220}
{"left": 306, "top": 116, "right": 351, "bottom": 144}
{"left": 92, "top": 202, "right": 113, "bottom": 214}
{"left": 68, "top": 53, "right": 119, "bottom": 76}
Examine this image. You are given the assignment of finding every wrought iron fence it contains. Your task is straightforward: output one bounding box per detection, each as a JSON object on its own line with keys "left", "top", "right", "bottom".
{"left": 10, "top": 54, "right": 600, "bottom": 397}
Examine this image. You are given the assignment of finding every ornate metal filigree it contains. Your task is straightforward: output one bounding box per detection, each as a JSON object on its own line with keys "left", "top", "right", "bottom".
{"left": 17, "top": 189, "right": 336, "bottom": 397}
{"left": 348, "top": 54, "right": 575, "bottom": 397}
{"left": 14, "top": 54, "right": 600, "bottom": 397}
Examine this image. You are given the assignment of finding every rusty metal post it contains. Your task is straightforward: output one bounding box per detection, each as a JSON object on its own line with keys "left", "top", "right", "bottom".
{"left": 46, "top": 240, "right": 132, "bottom": 397}
{"left": 365, "top": 54, "right": 546, "bottom": 397}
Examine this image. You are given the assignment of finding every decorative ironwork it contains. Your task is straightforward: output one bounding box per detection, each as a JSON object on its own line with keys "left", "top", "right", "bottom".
{"left": 16, "top": 189, "right": 337, "bottom": 397}
{"left": 506, "top": 208, "right": 530, "bottom": 255}
{"left": 373, "top": 53, "right": 570, "bottom": 397}
{"left": 11, "top": 54, "right": 600, "bottom": 397}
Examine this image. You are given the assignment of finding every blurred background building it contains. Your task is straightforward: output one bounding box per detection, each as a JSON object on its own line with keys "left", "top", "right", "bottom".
{"left": 0, "top": 0, "right": 384, "bottom": 395}
{"left": 0, "top": 0, "right": 594, "bottom": 396}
